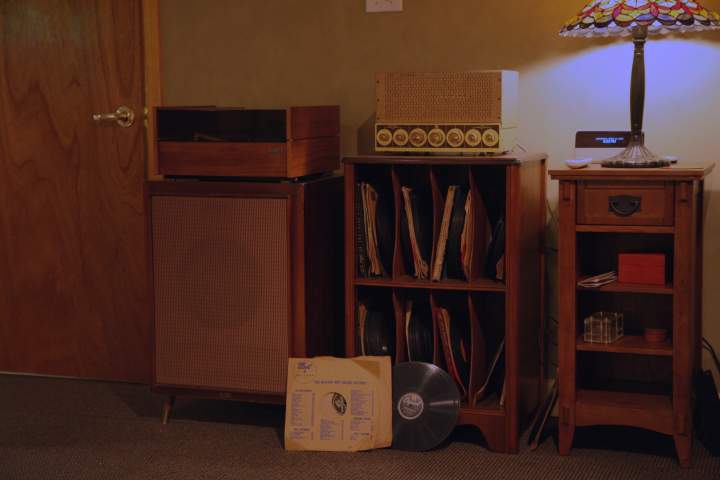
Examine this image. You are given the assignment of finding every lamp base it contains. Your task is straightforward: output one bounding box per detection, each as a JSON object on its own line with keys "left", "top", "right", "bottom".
{"left": 602, "top": 140, "right": 670, "bottom": 168}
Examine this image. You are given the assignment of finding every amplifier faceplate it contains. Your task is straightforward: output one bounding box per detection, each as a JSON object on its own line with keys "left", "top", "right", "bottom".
{"left": 374, "top": 123, "right": 515, "bottom": 154}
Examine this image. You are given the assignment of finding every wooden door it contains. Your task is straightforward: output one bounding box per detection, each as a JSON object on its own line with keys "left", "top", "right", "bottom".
{"left": 0, "top": 0, "right": 156, "bottom": 382}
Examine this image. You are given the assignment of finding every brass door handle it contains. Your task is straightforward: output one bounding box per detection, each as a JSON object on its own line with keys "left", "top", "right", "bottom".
{"left": 92, "top": 106, "right": 135, "bottom": 128}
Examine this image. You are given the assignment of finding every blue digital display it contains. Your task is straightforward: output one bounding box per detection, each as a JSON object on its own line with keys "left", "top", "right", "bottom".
{"left": 595, "top": 136, "right": 626, "bottom": 145}
{"left": 576, "top": 131, "right": 630, "bottom": 149}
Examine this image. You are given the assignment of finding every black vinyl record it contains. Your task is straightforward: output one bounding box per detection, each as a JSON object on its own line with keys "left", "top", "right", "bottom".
{"left": 407, "top": 309, "right": 434, "bottom": 363}
{"left": 392, "top": 362, "right": 461, "bottom": 451}
{"left": 375, "top": 188, "right": 394, "bottom": 276}
{"left": 364, "top": 310, "right": 395, "bottom": 360}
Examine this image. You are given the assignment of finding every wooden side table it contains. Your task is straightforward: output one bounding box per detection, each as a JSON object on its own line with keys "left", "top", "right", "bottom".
{"left": 549, "top": 164, "right": 714, "bottom": 467}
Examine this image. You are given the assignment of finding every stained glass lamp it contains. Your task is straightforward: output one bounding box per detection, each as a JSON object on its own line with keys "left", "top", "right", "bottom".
{"left": 561, "top": 1, "right": 720, "bottom": 167}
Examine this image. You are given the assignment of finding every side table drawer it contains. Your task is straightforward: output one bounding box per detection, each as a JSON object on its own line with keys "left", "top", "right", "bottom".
{"left": 577, "top": 181, "right": 674, "bottom": 226}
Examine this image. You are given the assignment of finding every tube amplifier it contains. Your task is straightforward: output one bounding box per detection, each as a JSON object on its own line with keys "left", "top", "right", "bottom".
{"left": 374, "top": 71, "right": 518, "bottom": 154}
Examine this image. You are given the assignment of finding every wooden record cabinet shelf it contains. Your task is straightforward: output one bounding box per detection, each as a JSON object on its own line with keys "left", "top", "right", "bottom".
{"left": 344, "top": 153, "right": 547, "bottom": 453}
{"left": 549, "top": 164, "right": 714, "bottom": 468}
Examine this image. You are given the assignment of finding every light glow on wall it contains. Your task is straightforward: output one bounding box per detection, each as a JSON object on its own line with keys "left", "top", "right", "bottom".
{"left": 520, "top": 39, "right": 720, "bottom": 165}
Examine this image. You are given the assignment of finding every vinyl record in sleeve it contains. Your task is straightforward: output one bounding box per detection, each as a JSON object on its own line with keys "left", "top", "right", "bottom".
{"left": 375, "top": 187, "right": 394, "bottom": 276}
{"left": 445, "top": 187, "right": 469, "bottom": 280}
{"left": 399, "top": 185, "right": 432, "bottom": 279}
{"left": 407, "top": 302, "right": 434, "bottom": 363}
{"left": 485, "top": 216, "right": 505, "bottom": 279}
{"left": 392, "top": 362, "right": 461, "bottom": 451}
{"left": 449, "top": 310, "right": 471, "bottom": 391}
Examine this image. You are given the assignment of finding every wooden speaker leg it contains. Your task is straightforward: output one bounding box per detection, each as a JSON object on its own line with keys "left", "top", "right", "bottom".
{"left": 161, "top": 396, "right": 175, "bottom": 425}
{"left": 558, "top": 423, "right": 574, "bottom": 456}
{"left": 673, "top": 434, "right": 692, "bottom": 468}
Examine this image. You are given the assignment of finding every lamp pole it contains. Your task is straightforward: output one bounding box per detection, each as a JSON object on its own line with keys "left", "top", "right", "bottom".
{"left": 603, "top": 24, "right": 667, "bottom": 167}
{"left": 630, "top": 25, "right": 647, "bottom": 143}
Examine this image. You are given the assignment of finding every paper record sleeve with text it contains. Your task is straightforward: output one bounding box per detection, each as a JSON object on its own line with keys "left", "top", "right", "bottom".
{"left": 284, "top": 356, "right": 392, "bottom": 451}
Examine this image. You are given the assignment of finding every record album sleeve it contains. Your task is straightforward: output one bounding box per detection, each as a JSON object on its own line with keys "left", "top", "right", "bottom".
{"left": 355, "top": 183, "right": 369, "bottom": 277}
{"left": 432, "top": 186, "right": 458, "bottom": 281}
{"left": 445, "top": 187, "right": 469, "bottom": 280}
{"left": 285, "top": 356, "right": 392, "bottom": 451}
{"left": 435, "top": 307, "right": 470, "bottom": 397}
{"left": 399, "top": 186, "right": 432, "bottom": 279}
{"left": 485, "top": 216, "right": 505, "bottom": 280}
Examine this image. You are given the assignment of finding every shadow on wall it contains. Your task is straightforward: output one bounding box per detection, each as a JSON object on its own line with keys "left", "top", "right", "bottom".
{"left": 357, "top": 114, "right": 375, "bottom": 156}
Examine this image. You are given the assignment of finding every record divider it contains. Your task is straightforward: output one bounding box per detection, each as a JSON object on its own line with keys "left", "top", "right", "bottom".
{"left": 392, "top": 165, "right": 435, "bottom": 281}
{"left": 391, "top": 288, "right": 408, "bottom": 364}
{"left": 390, "top": 167, "right": 405, "bottom": 280}
{"left": 468, "top": 167, "right": 489, "bottom": 282}
{"left": 468, "top": 293, "right": 487, "bottom": 408}
{"left": 428, "top": 292, "right": 446, "bottom": 371}
{"left": 429, "top": 167, "right": 443, "bottom": 277}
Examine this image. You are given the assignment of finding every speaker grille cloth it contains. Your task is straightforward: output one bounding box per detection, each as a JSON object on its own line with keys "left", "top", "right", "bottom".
{"left": 152, "top": 196, "right": 289, "bottom": 394}
{"left": 376, "top": 71, "right": 502, "bottom": 123}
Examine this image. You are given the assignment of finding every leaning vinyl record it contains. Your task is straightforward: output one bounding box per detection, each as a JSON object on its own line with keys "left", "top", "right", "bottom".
{"left": 364, "top": 309, "right": 395, "bottom": 360}
{"left": 392, "top": 362, "right": 461, "bottom": 451}
{"left": 407, "top": 304, "right": 434, "bottom": 364}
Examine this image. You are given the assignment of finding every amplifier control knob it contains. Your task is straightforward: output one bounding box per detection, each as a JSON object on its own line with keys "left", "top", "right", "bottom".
{"left": 446, "top": 128, "right": 464, "bottom": 147}
{"left": 393, "top": 128, "right": 409, "bottom": 146}
{"left": 465, "top": 128, "right": 482, "bottom": 147}
{"left": 482, "top": 128, "right": 500, "bottom": 148}
{"left": 409, "top": 128, "right": 427, "bottom": 147}
{"left": 376, "top": 128, "right": 393, "bottom": 147}
{"left": 428, "top": 128, "right": 445, "bottom": 147}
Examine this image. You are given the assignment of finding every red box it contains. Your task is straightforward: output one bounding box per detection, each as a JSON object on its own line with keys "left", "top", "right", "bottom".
{"left": 618, "top": 253, "right": 666, "bottom": 285}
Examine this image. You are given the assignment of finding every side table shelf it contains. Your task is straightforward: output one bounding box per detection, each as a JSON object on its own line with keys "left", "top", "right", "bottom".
{"left": 575, "top": 335, "right": 673, "bottom": 356}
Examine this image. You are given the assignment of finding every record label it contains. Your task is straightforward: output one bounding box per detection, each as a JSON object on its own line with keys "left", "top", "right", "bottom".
{"left": 397, "top": 392, "right": 424, "bottom": 420}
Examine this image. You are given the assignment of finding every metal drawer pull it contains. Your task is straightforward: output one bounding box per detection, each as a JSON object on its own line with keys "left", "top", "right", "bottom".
{"left": 608, "top": 195, "right": 641, "bottom": 217}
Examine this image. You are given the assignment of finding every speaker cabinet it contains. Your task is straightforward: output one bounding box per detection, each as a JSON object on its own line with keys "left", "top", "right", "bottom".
{"left": 147, "top": 175, "right": 343, "bottom": 416}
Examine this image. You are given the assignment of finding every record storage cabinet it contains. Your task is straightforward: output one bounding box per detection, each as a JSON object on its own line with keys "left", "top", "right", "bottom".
{"left": 343, "top": 153, "right": 547, "bottom": 453}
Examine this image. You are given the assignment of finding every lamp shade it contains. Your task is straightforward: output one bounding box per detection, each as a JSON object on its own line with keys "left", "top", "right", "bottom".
{"left": 561, "top": 0, "right": 720, "bottom": 37}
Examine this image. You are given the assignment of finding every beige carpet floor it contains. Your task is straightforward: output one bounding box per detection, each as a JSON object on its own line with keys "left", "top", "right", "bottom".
{"left": 0, "top": 374, "right": 718, "bottom": 480}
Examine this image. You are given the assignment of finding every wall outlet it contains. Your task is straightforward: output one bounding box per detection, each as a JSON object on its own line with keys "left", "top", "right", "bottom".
{"left": 366, "top": 0, "right": 403, "bottom": 13}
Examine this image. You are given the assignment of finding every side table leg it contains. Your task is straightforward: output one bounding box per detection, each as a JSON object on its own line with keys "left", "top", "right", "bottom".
{"left": 558, "top": 423, "right": 574, "bottom": 456}
{"left": 161, "top": 395, "right": 175, "bottom": 425}
{"left": 674, "top": 434, "right": 692, "bottom": 468}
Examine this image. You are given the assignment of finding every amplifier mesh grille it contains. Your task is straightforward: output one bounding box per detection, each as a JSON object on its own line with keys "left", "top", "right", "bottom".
{"left": 152, "top": 196, "right": 289, "bottom": 394}
{"left": 376, "top": 71, "right": 502, "bottom": 123}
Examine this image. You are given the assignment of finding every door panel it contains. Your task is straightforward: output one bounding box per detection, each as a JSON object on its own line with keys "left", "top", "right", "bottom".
{"left": 0, "top": 0, "right": 149, "bottom": 382}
